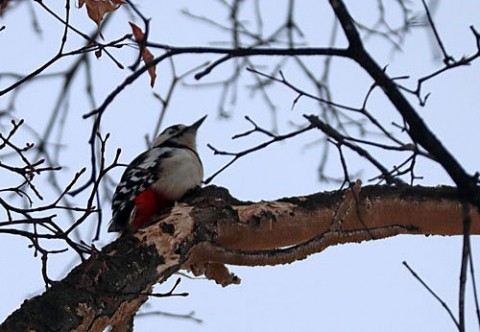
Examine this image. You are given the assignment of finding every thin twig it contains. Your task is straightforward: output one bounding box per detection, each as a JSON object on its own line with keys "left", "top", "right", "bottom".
{"left": 403, "top": 261, "right": 460, "bottom": 330}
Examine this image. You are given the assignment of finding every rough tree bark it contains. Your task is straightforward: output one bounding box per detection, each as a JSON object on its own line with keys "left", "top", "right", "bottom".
{"left": 1, "top": 184, "right": 478, "bottom": 332}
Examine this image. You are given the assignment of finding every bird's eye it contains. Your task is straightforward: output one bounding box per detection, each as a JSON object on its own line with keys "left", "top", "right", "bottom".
{"left": 168, "top": 128, "right": 177, "bottom": 135}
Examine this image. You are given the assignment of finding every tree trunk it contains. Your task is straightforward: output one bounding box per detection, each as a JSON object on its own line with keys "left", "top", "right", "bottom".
{"left": 1, "top": 184, "right": 478, "bottom": 332}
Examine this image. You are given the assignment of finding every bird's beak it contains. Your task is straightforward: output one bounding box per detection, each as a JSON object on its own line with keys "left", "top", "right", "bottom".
{"left": 189, "top": 115, "right": 207, "bottom": 131}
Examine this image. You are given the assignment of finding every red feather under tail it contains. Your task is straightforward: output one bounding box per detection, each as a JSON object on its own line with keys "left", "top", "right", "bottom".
{"left": 130, "top": 189, "right": 174, "bottom": 230}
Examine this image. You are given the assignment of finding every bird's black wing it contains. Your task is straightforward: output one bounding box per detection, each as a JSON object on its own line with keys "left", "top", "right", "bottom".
{"left": 108, "top": 148, "right": 173, "bottom": 232}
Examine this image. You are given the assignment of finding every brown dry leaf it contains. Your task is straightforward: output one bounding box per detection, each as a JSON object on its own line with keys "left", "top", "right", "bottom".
{"left": 78, "top": 0, "right": 125, "bottom": 38}
{"left": 129, "top": 22, "right": 157, "bottom": 88}
{"left": 0, "top": 1, "right": 10, "bottom": 16}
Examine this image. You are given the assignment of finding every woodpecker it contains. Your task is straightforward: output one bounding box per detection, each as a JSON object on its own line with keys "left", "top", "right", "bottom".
{"left": 108, "top": 115, "right": 206, "bottom": 233}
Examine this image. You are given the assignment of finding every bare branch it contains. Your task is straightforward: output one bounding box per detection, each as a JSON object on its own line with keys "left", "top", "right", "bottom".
{"left": 403, "top": 261, "right": 460, "bottom": 330}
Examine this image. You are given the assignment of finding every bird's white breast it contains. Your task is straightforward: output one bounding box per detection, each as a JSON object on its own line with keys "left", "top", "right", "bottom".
{"left": 151, "top": 148, "right": 203, "bottom": 200}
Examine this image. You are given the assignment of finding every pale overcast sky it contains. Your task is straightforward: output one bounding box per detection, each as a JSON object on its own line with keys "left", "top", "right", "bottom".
{"left": 1, "top": 1, "right": 480, "bottom": 331}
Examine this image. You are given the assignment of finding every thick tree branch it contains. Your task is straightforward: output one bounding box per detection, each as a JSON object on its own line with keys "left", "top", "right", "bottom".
{"left": 329, "top": 0, "right": 480, "bottom": 206}
{"left": 1, "top": 184, "right": 479, "bottom": 331}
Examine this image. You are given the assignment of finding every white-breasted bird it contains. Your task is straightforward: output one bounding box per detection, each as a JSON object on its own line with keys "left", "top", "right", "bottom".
{"left": 108, "top": 115, "right": 206, "bottom": 232}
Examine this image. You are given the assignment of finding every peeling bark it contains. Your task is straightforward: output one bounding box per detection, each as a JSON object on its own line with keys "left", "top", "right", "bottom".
{"left": 1, "top": 184, "right": 478, "bottom": 332}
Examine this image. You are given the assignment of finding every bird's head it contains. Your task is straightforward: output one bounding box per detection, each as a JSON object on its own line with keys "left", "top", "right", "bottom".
{"left": 152, "top": 115, "right": 207, "bottom": 150}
